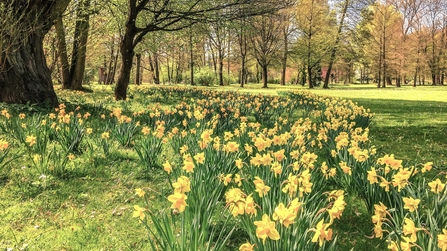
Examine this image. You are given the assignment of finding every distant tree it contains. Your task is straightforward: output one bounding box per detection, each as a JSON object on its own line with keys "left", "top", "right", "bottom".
{"left": 249, "top": 14, "right": 284, "bottom": 88}
{"left": 295, "top": 0, "right": 334, "bottom": 88}
{"left": 0, "top": 1, "right": 71, "bottom": 106}
{"left": 55, "top": 0, "right": 93, "bottom": 90}
{"left": 323, "top": 0, "right": 350, "bottom": 88}
{"left": 359, "top": 3, "right": 402, "bottom": 88}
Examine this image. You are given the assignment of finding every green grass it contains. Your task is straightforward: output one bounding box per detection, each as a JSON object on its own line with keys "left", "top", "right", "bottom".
{"left": 1, "top": 83, "right": 446, "bottom": 250}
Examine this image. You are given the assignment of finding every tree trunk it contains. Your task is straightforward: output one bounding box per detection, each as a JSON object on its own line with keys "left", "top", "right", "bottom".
{"left": 324, "top": 0, "right": 349, "bottom": 89}
{"left": 135, "top": 53, "right": 141, "bottom": 85}
{"left": 54, "top": 16, "right": 70, "bottom": 89}
{"left": 0, "top": 33, "right": 58, "bottom": 106}
{"left": 115, "top": 0, "right": 139, "bottom": 100}
{"left": 115, "top": 32, "right": 135, "bottom": 100}
{"left": 281, "top": 25, "right": 288, "bottom": 86}
{"left": 69, "top": 0, "right": 91, "bottom": 90}
{"left": 307, "top": 65, "right": 313, "bottom": 89}
{"left": 0, "top": 1, "right": 71, "bottom": 106}
{"left": 218, "top": 49, "right": 224, "bottom": 86}
{"left": 189, "top": 34, "right": 195, "bottom": 85}
{"left": 261, "top": 63, "right": 268, "bottom": 88}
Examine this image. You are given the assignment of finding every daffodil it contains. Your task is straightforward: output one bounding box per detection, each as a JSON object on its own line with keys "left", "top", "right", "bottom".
{"left": 163, "top": 161, "right": 172, "bottom": 174}
{"left": 132, "top": 205, "right": 146, "bottom": 220}
{"left": 253, "top": 177, "right": 270, "bottom": 197}
{"left": 238, "top": 242, "right": 254, "bottom": 251}
{"left": 25, "top": 135, "right": 37, "bottom": 147}
{"left": 402, "top": 218, "right": 421, "bottom": 242}
{"left": 272, "top": 203, "right": 296, "bottom": 228}
{"left": 428, "top": 179, "right": 445, "bottom": 194}
{"left": 402, "top": 197, "right": 420, "bottom": 213}
{"left": 438, "top": 229, "right": 447, "bottom": 251}
{"left": 311, "top": 219, "right": 333, "bottom": 247}
{"left": 172, "top": 176, "right": 191, "bottom": 194}
{"left": 167, "top": 192, "right": 188, "bottom": 213}
{"left": 135, "top": 188, "right": 145, "bottom": 197}
{"left": 253, "top": 214, "right": 280, "bottom": 243}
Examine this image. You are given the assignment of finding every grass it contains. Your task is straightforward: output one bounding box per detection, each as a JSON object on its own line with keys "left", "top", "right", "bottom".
{"left": 1, "top": 82, "right": 446, "bottom": 250}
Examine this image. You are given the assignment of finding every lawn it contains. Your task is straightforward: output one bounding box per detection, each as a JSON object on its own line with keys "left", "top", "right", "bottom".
{"left": 0, "top": 83, "right": 446, "bottom": 250}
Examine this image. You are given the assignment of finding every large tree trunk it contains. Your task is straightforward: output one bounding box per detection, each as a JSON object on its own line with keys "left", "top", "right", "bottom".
{"left": 0, "top": 33, "right": 58, "bottom": 106}
{"left": 115, "top": 0, "right": 138, "bottom": 100}
{"left": 115, "top": 34, "right": 135, "bottom": 100}
{"left": 307, "top": 65, "right": 313, "bottom": 89}
{"left": 0, "top": 1, "right": 71, "bottom": 106}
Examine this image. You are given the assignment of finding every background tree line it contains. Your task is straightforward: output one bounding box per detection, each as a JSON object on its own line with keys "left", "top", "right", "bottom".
{"left": 1, "top": 0, "right": 446, "bottom": 105}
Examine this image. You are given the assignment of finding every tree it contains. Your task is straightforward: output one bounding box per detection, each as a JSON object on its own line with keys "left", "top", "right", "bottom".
{"left": 359, "top": 3, "right": 402, "bottom": 88}
{"left": 323, "top": 0, "right": 350, "bottom": 88}
{"left": 391, "top": 0, "right": 425, "bottom": 87}
{"left": 114, "top": 0, "right": 290, "bottom": 100}
{"left": 0, "top": 1, "right": 71, "bottom": 106}
{"left": 55, "top": 0, "right": 93, "bottom": 90}
{"left": 295, "top": 0, "right": 334, "bottom": 88}
{"left": 249, "top": 14, "right": 284, "bottom": 88}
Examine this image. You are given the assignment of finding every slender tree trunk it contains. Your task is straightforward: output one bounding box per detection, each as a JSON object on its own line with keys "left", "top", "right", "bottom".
{"left": 324, "top": 0, "right": 349, "bottom": 89}
{"left": 281, "top": 25, "right": 288, "bottom": 86}
{"left": 261, "top": 63, "right": 268, "bottom": 88}
{"left": 54, "top": 16, "right": 70, "bottom": 89}
{"left": 69, "top": 0, "right": 91, "bottom": 90}
{"left": 218, "top": 49, "right": 224, "bottom": 86}
{"left": 189, "top": 34, "right": 195, "bottom": 85}
{"left": 135, "top": 53, "right": 141, "bottom": 85}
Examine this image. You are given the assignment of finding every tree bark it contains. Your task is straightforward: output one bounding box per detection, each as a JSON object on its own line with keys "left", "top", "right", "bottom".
{"left": 0, "top": 33, "right": 58, "bottom": 106}
{"left": 0, "top": 1, "right": 71, "bottom": 106}
{"left": 281, "top": 25, "right": 288, "bottom": 86}
{"left": 69, "top": 0, "right": 91, "bottom": 90}
{"left": 135, "top": 53, "right": 141, "bottom": 85}
{"left": 324, "top": 0, "right": 349, "bottom": 89}
{"left": 261, "top": 63, "right": 268, "bottom": 88}
{"left": 115, "top": 0, "right": 137, "bottom": 100}
{"left": 54, "top": 16, "right": 70, "bottom": 89}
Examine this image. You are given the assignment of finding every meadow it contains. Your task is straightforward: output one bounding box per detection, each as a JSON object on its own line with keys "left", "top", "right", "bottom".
{"left": 0, "top": 83, "right": 446, "bottom": 251}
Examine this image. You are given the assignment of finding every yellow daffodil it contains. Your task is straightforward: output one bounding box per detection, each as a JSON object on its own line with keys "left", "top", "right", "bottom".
{"left": 253, "top": 177, "right": 270, "bottom": 197}
{"left": 238, "top": 242, "right": 254, "bottom": 251}
{"left": 438, "top": 229, "right": 447, "bottom": 251}
{"left": 132, "top": 205, "right": 146, "bottom": 220}
{"left": 403, "top": 218, "right": 421, "bottom": 242}
{"left": 0, "top": 140, "right": 8, "bottom": 151}
{"left": 172, "top": 176, "right": 191, "bottom": 194}
{"left": 428, "top": 179, "right": 445, "bottom": 194}
{"left": 25, "top": 135, "right": 37, "bottom": 147}
{"left": 163, "top": 161, "right": 172, "bottom": 174}
{"left": 311, "top": 219, "right": 333, "bottom": 247}
{"left": 253, "top": 214, "right": 280, "bottom": 243}
{"left": 193, "top": 152, "right": 205, "bottom": 164}
{"left": 272, "top": 203, "right": 296, "bottom": 228}
{"left": 167, "top": 193, "right": 188, "bottom": 213}
{"left": 402, "top": 197, "right": 420, "bottom": 213}
{"left": 135, "top": 188, "right": 145, "bottom": 198}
